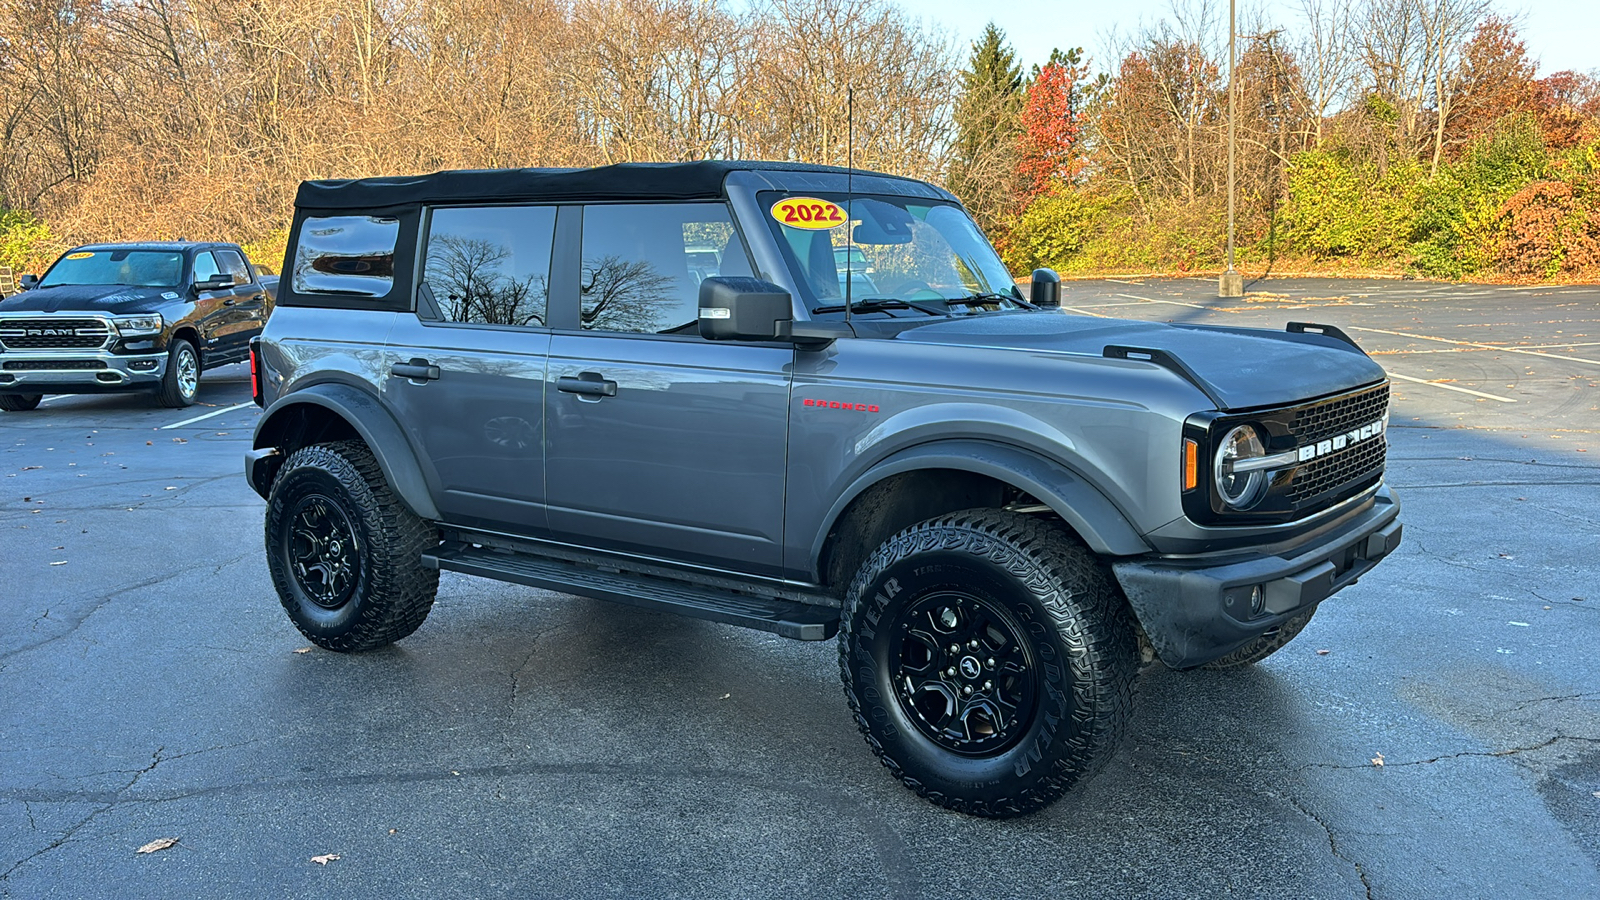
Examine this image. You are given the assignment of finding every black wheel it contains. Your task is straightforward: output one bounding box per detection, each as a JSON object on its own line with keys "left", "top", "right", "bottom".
{"left": 839, "top": 509, "right": 1137, "bottom": 818}
{"left": 0, "top": 393, "right": 43, "bottom": 412}
{"left": 265, "top": 440, "right": 439, "bottom": 651}
{"left": 1203, "top": 607, "right": 1317, "bottom": 670}
{"left": 156, "top": 338, "right": 200, "bottom": 408}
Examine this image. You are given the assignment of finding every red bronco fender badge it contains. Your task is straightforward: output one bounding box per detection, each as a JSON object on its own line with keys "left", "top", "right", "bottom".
{"left": 803, "top": 398, "right": 880, "bottom": 413}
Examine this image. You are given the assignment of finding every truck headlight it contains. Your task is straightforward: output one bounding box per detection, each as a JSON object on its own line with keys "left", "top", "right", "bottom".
{"left": 1214, "top": 424, "right": 1269, "bottom": 509}
{"left": 113, "top": 314, "right": 164, "bottom": 337}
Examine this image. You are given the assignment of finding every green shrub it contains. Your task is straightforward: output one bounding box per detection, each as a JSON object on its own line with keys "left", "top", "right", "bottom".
{"left": 1006, "top": 188, "right": 1109, "bottom": 272}
{"left": 0, "top": 210, "right": 61, "bottom": 275}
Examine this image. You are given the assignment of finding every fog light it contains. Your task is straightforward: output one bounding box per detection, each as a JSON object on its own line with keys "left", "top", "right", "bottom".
{"left": 1224, "top": 584, "right": 1268, "bottom": 619}
{"left": 128, "top": 359, "right": 157, "bottom": 372}
{"left": 1248, "top": 585, "right": 1264, "bottom": 616}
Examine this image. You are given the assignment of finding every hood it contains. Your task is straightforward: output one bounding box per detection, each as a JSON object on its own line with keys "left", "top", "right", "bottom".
{"left": 0, "top": 284, "right": 177, "bottom": 315}
{"left": 892, "top": 312, "right": 1387, "bottom": 411}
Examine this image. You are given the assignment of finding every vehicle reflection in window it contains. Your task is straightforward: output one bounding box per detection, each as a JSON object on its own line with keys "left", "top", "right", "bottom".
{"left": 292, "top": 215, "right": 399, "bottom": 297}
{"left": 580, "top": 204, "right": 753, "bottom": 334}
{"left": 422, "top": 206, "right": 555, "bottom": 327}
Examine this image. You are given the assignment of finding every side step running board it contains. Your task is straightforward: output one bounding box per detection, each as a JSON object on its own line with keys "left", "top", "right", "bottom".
{"left": 422, "top": 542, "right": 840, "bottom": 641}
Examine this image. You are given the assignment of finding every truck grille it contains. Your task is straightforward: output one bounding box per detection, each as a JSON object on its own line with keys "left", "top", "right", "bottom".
{"left": 0, "top": 317, "right": 114, "bottom": 350}
{"left": 3, "top": 359, "right": 107, "bottom": 371}
{"left": 1284, "top": 383, "right": 1389, "bottom": 507}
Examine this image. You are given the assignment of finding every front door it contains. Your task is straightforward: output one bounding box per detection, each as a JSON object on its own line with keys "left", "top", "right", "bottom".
{"left": 543, "top": 203, "right": 791, "bottom": 577}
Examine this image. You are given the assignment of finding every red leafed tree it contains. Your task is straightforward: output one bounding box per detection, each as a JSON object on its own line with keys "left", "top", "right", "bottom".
{"left": 1016, "top": 53, "right": 1089, "bottom": 204}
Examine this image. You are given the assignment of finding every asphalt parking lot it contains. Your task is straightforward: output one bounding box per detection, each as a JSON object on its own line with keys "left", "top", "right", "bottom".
{"left": 2, "top": 278, "right": 1597, "bottom": 899}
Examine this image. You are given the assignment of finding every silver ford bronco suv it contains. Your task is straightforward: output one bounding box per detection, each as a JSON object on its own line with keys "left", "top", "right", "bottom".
{"left": 246, "top": 162, "right": 1401, "bottom": 817}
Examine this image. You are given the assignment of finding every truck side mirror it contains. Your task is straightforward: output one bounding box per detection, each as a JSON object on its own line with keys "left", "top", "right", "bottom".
{"left": 18, "top": 274, "right": 38, "bottom": 290}
{"left": 1029, "top": 269, "right": 1061, "bottom": 308}
{"left": 195, "top": 275, "right": 234, "bottom": 293}
{"left": 698, "top": 277, "right": 795, "bottom": 342}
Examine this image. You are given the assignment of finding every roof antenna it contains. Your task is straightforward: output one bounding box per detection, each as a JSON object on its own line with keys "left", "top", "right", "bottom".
{"left": 844, "top": 84, "right": 854, "bottom": 327}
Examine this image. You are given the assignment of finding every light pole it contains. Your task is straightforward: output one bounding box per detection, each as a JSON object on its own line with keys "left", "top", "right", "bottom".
{"left": 1219, "top": 0, "right": 1244, "bottom": 298}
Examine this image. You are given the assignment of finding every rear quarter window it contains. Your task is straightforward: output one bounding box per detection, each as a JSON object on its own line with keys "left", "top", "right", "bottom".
{"left": 291, "top": 215, "right": 400, "bottom": 298}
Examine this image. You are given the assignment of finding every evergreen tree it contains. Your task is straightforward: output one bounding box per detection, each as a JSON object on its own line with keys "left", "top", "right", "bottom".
{"left": 948, "top": 23, "right": 1026, "bottom": 240}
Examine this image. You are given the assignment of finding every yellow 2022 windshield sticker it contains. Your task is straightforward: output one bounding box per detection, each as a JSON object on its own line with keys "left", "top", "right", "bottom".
{"left": 771, "top": 197, "right": 846, "bottom": 230}
{"left": 65, "top": 252, "right": 95, "bottom": 260}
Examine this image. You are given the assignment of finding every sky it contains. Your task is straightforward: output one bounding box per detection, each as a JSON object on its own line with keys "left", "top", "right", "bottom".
{"left": 896, "top": 1, "right": 1600, "bottom": 78}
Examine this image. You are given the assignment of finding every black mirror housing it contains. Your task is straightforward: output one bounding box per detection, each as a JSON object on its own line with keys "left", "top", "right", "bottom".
{"left": 18, "top": 273, "right": 38, "bottom": 290}
{"left": 698, "top": 277, "right": 795, "bottom": 342}
{"left": 1029, "top": 268, "right": 1061, "bottom": 308}
{"left": 195, "top": 275, "right": 234, "bottom": 293}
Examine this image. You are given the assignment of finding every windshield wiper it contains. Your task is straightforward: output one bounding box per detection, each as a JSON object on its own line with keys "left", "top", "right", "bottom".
{"left": 812, "top": 298, "right": 946, "bottom": 317}
{"left": 945, "top": 291, "right": 1027, "bottom": 309}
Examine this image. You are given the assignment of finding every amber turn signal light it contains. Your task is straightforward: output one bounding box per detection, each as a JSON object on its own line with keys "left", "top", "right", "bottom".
{"left": 1183, "top": 438, "right": 1199, "bottom": 491}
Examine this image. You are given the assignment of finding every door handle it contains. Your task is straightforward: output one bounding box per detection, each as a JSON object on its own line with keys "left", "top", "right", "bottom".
{"left": 391, "top": 359, "right": 441, "bottom": 381}
{"left": 251, "top": 294, "right": 265, "bottom": 302}
{"left": 557, "top": 372, "right": 617, "bottom": 397}
{"left": 223, "top": 298, "right": 238, "bottom": 306}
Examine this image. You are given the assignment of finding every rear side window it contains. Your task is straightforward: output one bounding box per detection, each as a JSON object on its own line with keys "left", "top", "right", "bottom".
{"left": 421, "top": 206, "right": 556, "bottom": 327}
{"left": 579, "top": 203, "right": 752, "bottom": 334}
{"left": 292, "top": 215, "right": 399, "bottom": 297}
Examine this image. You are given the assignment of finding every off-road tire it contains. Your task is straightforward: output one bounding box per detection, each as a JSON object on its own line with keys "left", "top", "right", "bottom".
{"left": 839, "top": 509, "right": 1138, "bottom": 818}
{"left": 156, "top": 338, "right": 200, "bottom": 408}
{"left": 265, "top": 440, "right": 439, "bottom": 651}
{"left": 0, "top": 393, "right": 43, "bottom": 412}
{"left": 1202, "top": 607, "right": 1317, "bottom": 670}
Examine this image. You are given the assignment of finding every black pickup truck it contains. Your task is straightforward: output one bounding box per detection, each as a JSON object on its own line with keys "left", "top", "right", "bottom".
{"left": 0, "top": 241, "right": 277, "bottom": 410}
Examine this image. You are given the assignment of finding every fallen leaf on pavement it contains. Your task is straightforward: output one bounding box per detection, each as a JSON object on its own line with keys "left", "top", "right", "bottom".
{"left": 719, "top": 693, "right": 731, "bottom": 700}
{"left": 293, "top": 647, "right": 312, "bottom": 654}
{"left": 1371, "top": 753, "right": 1385, "bottom": 768}
{"left": 311, "top": 854, "right": 340, "bottom": 865}
{"left": 1316, "top": 649, "right": 1330, "bottom": 655}
{"left": 21, "top": 466, "right": 41, "bottom": 471}
{"left": 137, "top": 838, "right": 179, "bottom": 854}
{"left": 49, "top": 561, "right": 66, "bottom": 566}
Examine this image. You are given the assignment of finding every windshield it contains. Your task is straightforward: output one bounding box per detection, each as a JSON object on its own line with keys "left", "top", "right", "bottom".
{"left": 40, "top": 249, "right": 184, "bottom": 289}
{"left": 758, "top": 192, "right": 1020, "bottom": 314}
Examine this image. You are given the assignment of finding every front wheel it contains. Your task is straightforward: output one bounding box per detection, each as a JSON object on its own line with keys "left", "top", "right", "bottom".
{"left": 839, "top": 510, "right": 1137, "bottom": 818}
{"left": 265, "top": 440, "right": 439, "bottom": 651}
{"left": 0, "top": 393, "right": 43, "bottom": 412}
{"left": 156, "top": 338, "right": 199, "bottom": 408}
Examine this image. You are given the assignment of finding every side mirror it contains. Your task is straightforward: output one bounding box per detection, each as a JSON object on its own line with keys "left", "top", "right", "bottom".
{"left": 18, "top": 274, "right": 38, "bottom": 290}
{"left": 698, "top": 277, "right": 851, "bottom": 348}
{"left": 1029, "top": 269, "right": 1061, "bottom": 308}
{"left": 698, "top": 277, "right": 795, "bottom": 342}
{"left": 195, "top": 275, "right": 234, "bottom": 293}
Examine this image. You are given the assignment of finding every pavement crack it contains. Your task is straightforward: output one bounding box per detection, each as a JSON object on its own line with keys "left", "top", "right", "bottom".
{"left": 1, "top": 746, "right": 164, "bottom": 883}
{"left": 1301, "top": 735, "right": 1600, "bottom": 771}
{"left": 1281, "top": 793, "right": 1374, "bottom": 899}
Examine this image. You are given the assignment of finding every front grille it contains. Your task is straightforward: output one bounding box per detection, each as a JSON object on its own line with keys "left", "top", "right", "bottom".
{"left": 1278, "top": 382, "right": 1389, "bottom": 509}
{"left": 0, "top": 317, "right": 113, "bottom": 350}
{"left": 1289, "top": 383, "right": 1390, "bottom": 443}
{"left": 2, "top": 359, "right": 107, "bottom": 371}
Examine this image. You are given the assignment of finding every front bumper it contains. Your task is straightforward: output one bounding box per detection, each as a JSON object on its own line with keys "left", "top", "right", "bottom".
{"left": 1113, "top": 488, "right": 1402, "bottom": 669}
{"left": 0, "top": 349, "right": 167, "bottom": 392}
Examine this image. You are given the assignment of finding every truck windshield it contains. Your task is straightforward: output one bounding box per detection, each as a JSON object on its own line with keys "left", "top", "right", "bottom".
{"left": 758, "top": 192, "right": 1020, "bottom": 314}
{"left": 40, "top": 249, "right": 184, "bottom": 289}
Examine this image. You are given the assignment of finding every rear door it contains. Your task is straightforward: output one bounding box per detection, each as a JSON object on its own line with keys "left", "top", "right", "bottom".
{"left": 543, "top": 203, "right": 792, "bottom": 577}
{"left": 383, "top": 204, "right": 558, "bottom": 535}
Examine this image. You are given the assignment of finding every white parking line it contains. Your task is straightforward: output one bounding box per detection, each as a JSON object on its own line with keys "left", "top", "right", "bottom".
{"left": 1387, "top": 372, "right": 1517, "bottom": 402}
{"left": 1350, "top": 326, "right": 1600, "bottom": 368}
{"left": 159, "top": 401, "right": 254, "bottom": 430}
{"left": 1116, "top": 293, "right": 1214, "bottom": 310}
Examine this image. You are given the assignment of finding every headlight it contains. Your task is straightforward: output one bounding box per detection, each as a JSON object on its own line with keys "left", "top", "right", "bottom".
{"left": 113, "top": 314, "right": 164, "bottom": 337}
{"left": 1214, "top": 424, "right": 1269, "bottom": 509}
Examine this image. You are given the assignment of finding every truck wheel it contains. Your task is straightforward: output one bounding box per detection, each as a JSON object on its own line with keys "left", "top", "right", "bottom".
{"left": 0, "top": 393, "right": 43, "bottom": 412}
{"left": 265, "top": 440, "right": 439, "bottom": 651}
{"left": 839, "top": 510, "right": 1137, "bottom": 818}
{"left": 156, "top": 338, "right": 200, "bottom": 408}
{"left": 1202, "top": 607, "right": 1317, "bottom": 670}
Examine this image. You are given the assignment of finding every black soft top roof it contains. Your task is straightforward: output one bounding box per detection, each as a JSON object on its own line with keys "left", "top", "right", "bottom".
{"left": 294, "top": 161, "right": 942, "bottom": 210}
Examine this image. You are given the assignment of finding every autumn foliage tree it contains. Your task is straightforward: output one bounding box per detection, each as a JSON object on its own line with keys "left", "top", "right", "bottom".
{"left": 1015, "top": 51, "right": 1089, "bottom": 203}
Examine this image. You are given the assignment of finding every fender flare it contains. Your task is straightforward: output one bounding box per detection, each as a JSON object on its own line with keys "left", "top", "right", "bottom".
{"left": 810, "top": 439, "right": 1151, "bottom": 568}
{"left": 251, "top": 382, "right": 441, "bottom": 521}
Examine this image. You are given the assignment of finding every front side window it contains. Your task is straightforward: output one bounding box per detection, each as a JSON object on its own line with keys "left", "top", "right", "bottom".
{"left": 579, "top": 203, "right": 753, "bottom": 334}
{"left": 39, "top": 249, "right": 183, "bottom": 289}
{"left": 759, "top": 192, "right": 1019, "bottom": 313}
{"left": 193, "top": 251, "right": 222, "bottom": 283}
{"left": 421, "top": 206, "right": 555, "bottom": 327}
{"left": 291, "top": 215, "right": 399, "bottom": 297}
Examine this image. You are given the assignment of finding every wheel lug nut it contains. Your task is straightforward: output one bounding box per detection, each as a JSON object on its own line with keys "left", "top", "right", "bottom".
{"left": 946, "top": 667, "right": 956, "bottom": 677}
{"left": 983, "top": 681, "right": 992, "bottom": 690}
{"left": 949, "top": 644, "right": 960, "bottom": 655}
{"left": 968, "top": 640, "right": 979, "bottom": 650}
{"left": 986, "top": 657, "right": 995, "bottom": 668}
{"left": 963, "top": 686, "right": 972, "bottom": 695}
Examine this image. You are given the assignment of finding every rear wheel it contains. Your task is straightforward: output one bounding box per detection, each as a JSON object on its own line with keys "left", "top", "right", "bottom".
{"left": 839, "top": 509, "right": 1137, "bottom": 818}
{"left": 156, "top": 338, "right": 199, "bottom": 408}
{"left": 1203, "top": 607, "right": 1317, "bottom": 670}
{"left": 0, "top": 393, "right": 43, "bottom": 412}
{"left": 265, "top": 440, "right": 439, "bottom": 651}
